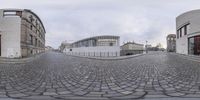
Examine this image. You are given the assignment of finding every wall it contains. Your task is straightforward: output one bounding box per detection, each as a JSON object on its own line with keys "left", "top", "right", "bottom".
{"left": 0, "top": 10, "right": 21, "bottom": 58}
{"left": 64, "top": 46, "right": 120, "bottom": 57}
{"left": 176, "top": 10, "right": 200, "bottom": 55}
{"left": 20, "top": 10, "right": 45, "bottom": 57}
{"left": 176, "top": 35, "right": 188, "bottom": 54}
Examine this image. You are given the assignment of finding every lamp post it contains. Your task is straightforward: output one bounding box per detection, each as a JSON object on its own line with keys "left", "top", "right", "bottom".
{"left": 146, "top": 41, "right": 148, "bottom": 54}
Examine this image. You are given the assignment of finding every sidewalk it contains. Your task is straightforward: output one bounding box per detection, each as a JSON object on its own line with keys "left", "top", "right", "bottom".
{"left": 170, "top": 52, "right": 200, "bottom": 63}
{"left": 0, "top": 52, "right": 45, "bottom": 64}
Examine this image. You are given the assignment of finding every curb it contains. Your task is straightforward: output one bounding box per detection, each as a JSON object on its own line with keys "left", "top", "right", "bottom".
{"left": 64, "top": 53, "right": 145, "bottom": 60}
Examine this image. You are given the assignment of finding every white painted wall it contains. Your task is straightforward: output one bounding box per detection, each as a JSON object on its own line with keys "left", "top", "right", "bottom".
{"left": 64, "top": 46, "right": 120, "bottom": 57}
{"left": 176, "top": 35, "right": 188, "bottom": 54}
{"left": 176, "top": 10, "right": 200, "bottom": 55}
{"left": 0, "top": 10, "right": 21, "bottom": 58}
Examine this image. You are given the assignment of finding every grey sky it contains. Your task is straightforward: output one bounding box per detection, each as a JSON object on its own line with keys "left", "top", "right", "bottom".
{"left": 1, "top": 0, "right": 200, "bottom": 48}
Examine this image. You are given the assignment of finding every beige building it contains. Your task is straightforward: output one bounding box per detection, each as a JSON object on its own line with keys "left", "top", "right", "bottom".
{"left": 120, "top": 42, "right": 144, "bottom": 56}
{"left": 167, "top": 34, "right": 176, "bottom": 52}
{"left": 0, "top": 9, "right": 46, "bottom": 58}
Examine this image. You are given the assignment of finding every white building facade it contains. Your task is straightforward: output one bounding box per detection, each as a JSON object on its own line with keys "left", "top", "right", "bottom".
{"left": 63, "top": 35, "right": 120, "bottom": 57}
{"left": 0, "top": 9, "right": 46, "bottom": 58}
{"left": 176, "top": 10, "right": 200, "bottom": 55}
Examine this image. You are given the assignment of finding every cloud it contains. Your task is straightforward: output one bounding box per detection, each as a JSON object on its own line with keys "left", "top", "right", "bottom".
{"left": 1, "top": 0, "right": 200, "bottom": 48}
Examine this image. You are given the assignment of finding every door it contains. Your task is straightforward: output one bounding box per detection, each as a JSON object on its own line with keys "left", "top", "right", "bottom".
{"left": 194, "top": 36, "right": 200, "bottom": 55}
{"left": 0, "top": 35, "right": 1, "bottom": 56}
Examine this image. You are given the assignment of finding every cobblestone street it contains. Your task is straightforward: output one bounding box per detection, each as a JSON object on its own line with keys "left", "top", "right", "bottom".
{"left": 0, "top": 52, "right": 200, "bottom": 100}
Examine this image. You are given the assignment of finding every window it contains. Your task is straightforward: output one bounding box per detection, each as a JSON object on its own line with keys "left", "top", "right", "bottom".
{"left": 3, "top": 11, "right": 22, "bottom": 17}
{"left": 29, "top": 15, "right": 34, "bottom": 22}
{"left": 177, "top": 30, "right": 179, "bottom": 39}
{"left": 29, "top": 35, "right": 33, "bottom": 45}
{"left": 184, "top": 25, "right": 187, "bottom": 35}
{"left": 177, "top": 23, "right": 190, "bottom": 38}
{"left": 85, "top": 41, "right": 89, "bottom": 47}
{"left": 92, "top": 40, "right": 96, "bottom": 46}
{"left": 182, "top": 27, "right": 184, "bottom": 36}
{"left": 35, "top": 38, "right": 37, "bottom": 46}
{"left": 35, "top": 20, "right": 38, "bottom": 26}
{"left": 109, "top": 43, "right": 113, "bottom": 46}
{"left": 185, "top": 24, "right": 190, "bottom": 35}
{"left": 30, "top": 25, "right": 33, "bottom": 30}
{"left": 40, "top": 42, "right": 41, "bottom": 47}
{"left": 4, "top": 11, "right": 16, "bottom": 15}
{"left": 180, "top": 28, "right": 182, "bottom": 37}
{"left": 186, "top": 24, "right": 190, "bottom": 34}
{"left": 38, "top": 41, "right": 40, "bottom": 47}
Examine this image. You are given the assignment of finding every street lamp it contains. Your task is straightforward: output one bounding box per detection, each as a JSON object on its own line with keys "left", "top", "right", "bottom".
{"left": 146, "top": 41, "right": 148, "bottom": 54}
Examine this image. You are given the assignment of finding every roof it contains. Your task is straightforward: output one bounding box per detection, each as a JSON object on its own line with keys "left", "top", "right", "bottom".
{"left": 73, "top": 35, "right": 120, "bottom": 44}
{"left": 122, "top": 42, "right": 144, "bottom": 46}
{"left": 176, "top": 9, "right": 200, "bottom": 19}
{"left": 24, "top": 9, "right": 46, "bottom": 33}
{"left": 167, "top": 34, "right": 176, "bottom": 38}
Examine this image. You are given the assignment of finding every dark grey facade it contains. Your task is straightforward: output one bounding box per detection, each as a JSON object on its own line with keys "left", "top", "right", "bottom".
{"left": 167, "top": 34, "right": 176, "bottom": 52}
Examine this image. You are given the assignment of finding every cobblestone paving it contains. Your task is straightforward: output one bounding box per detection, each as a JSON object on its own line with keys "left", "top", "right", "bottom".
{"left": 0, "top": 52, "right": 200, "bottom": 100}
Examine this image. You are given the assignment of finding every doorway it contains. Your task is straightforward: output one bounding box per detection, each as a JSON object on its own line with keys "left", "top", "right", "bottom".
{"left": 194, "top": 36, "right": 200, "bottom": 55}
{"left": 0, "top": 35, "right": 1, "bottom": 56}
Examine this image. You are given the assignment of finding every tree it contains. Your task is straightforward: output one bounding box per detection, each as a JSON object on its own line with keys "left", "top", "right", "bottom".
{"left": 156, "top": 43, "right": 163, "bottom": 48}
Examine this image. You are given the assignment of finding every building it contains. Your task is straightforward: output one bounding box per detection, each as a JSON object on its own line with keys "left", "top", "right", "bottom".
{"left": 63, "top": 35, "right": 120, "bottom": 57}
{"left": 59, "top": 41, "right": 71, "bottom": 52}
{"left": 0, "top": 9, "right": 46, "bottom": 58}
{"left": 120, "top": 42, "right": 144, "bottom": 56}
{"left": 45, "top": 46, "right": 54, "bottom": 51}
{"left": 145, "top": 44, "right": 165, "bottom": 51}
{"left": 146, "top": 44, "right": 152, "bottom": 50}
{"left": 176, "top": 10, "right": 200, "bottom": 55}
{"left": 167, "top": 34, "right": 176, "bottom": 52}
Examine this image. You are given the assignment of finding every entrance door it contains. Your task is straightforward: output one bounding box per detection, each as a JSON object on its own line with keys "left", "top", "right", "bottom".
{"left": 194, "top": 36, "right": 200, "bottom": 55}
